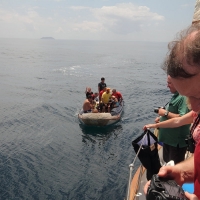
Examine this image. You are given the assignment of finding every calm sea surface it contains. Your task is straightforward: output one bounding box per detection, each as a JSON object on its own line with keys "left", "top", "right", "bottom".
{"left": 0, "top": 38, "right": 171, "bottom": 200}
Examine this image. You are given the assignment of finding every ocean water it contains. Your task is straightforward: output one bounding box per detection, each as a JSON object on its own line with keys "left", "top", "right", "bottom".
{"left": 0, "top": 38, "right": 171, "bottom": 200}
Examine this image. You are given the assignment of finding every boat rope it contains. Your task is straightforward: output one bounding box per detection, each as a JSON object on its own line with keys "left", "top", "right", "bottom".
{"left": 126, "top": 132, "right": 148, "bottom": 200}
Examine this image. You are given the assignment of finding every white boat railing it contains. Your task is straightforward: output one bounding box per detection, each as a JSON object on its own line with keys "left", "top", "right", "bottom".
{"left": 126, "top": 133, "right": 148, "bottom": 200}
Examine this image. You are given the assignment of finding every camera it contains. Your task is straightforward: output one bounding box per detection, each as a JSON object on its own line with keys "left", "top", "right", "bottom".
{"left": 185, "top": 135, "right": 195, "bottom": 153}
{"left": 146, "top": 174, "right": 188, "bottom": 200}
{"left": 154, "top": 107, "right": 165, "bottom": 114}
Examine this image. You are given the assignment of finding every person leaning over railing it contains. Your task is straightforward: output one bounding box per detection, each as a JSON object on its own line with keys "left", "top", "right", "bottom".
{"left": 144, "top": 23, "right": 200, "bottom": 200}
{"left": 144, "top": 110, "right": 200, "bottom": 147}
{"left": 145, "top": 75, "right": 190, "bottom": 165}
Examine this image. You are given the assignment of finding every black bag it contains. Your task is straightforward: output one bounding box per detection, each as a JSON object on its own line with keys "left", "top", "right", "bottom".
{"left": 132, "top": 129, "right": 161, "bottom": 180}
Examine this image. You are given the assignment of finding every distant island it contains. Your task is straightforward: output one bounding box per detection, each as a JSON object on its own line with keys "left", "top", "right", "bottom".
{"left": 41, "top": 37, "right": 55, "bottom": 40}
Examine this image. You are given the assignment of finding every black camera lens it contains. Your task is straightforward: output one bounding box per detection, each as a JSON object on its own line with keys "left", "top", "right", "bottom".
{"left": 154, "top": 108, "right": 159, "bottom": 113}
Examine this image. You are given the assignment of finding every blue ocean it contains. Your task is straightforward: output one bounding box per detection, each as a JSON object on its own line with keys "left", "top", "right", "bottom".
{"left": 0, "top": 38, "right": 171, "bottom": 200}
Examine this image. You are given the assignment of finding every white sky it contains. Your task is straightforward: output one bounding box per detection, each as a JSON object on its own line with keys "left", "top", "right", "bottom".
{"left": 0, "top": 0, "right": 196, "bottom": 42}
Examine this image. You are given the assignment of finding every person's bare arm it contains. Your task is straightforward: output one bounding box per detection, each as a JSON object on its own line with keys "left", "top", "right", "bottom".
{"left": 144, "top": 111, "right": 193, "bottom": 129}
{"left": 158, "top": 108, "right": 181, "bottom": 118}
{"left": 85, "top": 101, "right": 93, "bottom": 110}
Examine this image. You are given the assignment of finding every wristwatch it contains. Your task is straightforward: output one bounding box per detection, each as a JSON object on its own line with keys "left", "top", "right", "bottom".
{"left": 164, "top": 111, "right": 169, "bottom": 116}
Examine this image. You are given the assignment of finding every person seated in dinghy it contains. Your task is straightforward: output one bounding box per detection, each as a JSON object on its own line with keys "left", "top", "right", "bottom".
{"left": 92, "top": 92, "right": 99, "bottom": 102}
{"left": 83, "top": 95, "right": 98, "bottom": 113}
{"left": 91, "top": 100, "right": 98, "bottom": 113}
{"left": 99, "top": 87, "right": 106, "bottom": 102}
{"left": 101, "top": 88, "right": 112, "bottom": 113}
{"left": 110, "top": 95, "right": 119, "bottom": 110}
{"left": 112, "top": 89, "right": 123, "bottom": 103}
{"left": 85, "top": 87, "right": 93, "bottom": 98}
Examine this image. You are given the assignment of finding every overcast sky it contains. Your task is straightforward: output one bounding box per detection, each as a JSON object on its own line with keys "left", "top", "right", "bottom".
{"left": 0, "top": 0, "right": 196, "bottom": 42}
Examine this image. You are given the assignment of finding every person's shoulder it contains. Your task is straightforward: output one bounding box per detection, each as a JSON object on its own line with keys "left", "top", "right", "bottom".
{"left": 173, "top": 96, "right": 188, "bottom": 109}
{"left": 83, "top": 100, "right": 88, "bottom": 104}
{"left": 172, "top": 93, "right": 185, "bottom": 101}
{"left": 175, "top": 92, "right": 185, "bottom": 98}
{"left": 176, "top": 94, "right": 188, "bottom": 103}
{"left": 177, "top": 93, "right": 186, "bottom": 98}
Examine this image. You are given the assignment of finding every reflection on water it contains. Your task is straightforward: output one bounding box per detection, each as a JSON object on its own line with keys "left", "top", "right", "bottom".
{"left": 80, "top": 123, "right": 123, "bottom": 143}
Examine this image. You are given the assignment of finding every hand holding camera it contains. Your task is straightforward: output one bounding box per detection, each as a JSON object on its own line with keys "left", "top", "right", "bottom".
{"left": 154, "top": 107, "right": 165, "bottom": 114}
{"left": 146, "top": 174, "right": 188, "bottom": 200}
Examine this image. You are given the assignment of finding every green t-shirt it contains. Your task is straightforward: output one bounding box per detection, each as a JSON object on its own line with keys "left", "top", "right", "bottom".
{"left": 158, "top": 92, "right": 190, "bottom": 148}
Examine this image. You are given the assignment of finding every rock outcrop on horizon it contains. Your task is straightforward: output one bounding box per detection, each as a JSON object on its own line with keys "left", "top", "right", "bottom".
{"left": 41, "top": 37, "right": 55, "bottom": 39}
